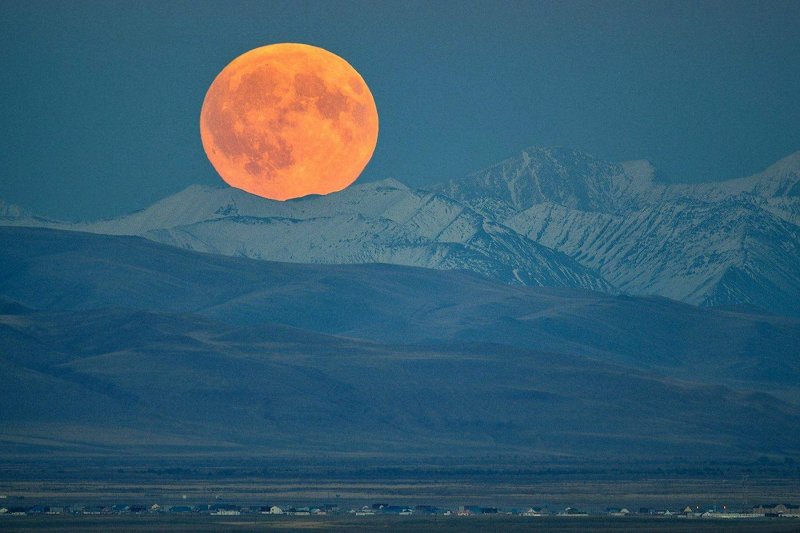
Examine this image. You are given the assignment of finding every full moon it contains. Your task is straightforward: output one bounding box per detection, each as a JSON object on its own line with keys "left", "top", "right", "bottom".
{"left": 200, "top": 43, "right": 379, "bottom": 200}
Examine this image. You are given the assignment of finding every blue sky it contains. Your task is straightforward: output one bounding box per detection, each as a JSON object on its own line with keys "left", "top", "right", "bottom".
{"left": 2, "top": 0, "right": 799, "bottom": 220}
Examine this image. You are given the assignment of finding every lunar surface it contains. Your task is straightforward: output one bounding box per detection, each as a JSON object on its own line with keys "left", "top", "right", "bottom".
{"left": 200, "top": 43, "right": 379, "bottom": 200}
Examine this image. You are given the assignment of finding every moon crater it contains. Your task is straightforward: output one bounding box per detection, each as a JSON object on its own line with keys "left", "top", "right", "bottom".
{"left": 200, "top": 43, "right": 378, "bottom": 200}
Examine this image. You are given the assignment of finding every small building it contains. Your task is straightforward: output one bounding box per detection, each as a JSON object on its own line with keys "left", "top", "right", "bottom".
{"left": 522, "top": 507, "right": 548, "bottom": 516}
{"left": 558, "top": 507, "right": 588, "bottom": 516}
{"left": 211, "top": 509, "right": 240, "bottom": 516}
{"left": 753, "top": 503, "right": 799, "bottom": 516}
{"left": 211, "top": 504, "right": 239, "bottom": 512}
{"left": 382, "top": 505, "right": 412, "bottom": 515}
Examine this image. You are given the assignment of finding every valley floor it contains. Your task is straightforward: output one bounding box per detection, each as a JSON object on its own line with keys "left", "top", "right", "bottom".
{"left": 1, "top": 459, "right": 799, "bottom": 525}
{"left": 4, "top": 514, "right": 800, "bottom": 533}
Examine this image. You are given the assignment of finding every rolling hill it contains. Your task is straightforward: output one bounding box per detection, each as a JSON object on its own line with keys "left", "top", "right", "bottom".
{"left": 1, "top": 226, "right": 798, "bottom": 461}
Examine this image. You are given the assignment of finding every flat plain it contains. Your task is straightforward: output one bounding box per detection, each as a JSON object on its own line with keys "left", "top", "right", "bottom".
{"left": 4, "top": 514, "right": 800, "bottom": 533}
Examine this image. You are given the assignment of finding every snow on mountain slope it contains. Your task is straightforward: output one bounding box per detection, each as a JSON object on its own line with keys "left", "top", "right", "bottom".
{"left": 678, "top": 151, "right": 800, "bottom": 201}
{"left": 440, "top": 147, "right": 800, "bottom": 315}
{"left": 505, "top": 197, "right": 800, "bottom": 313}
{"left": 669, "top": 151, "right": 800, "bottom": 225}
{"left": 69, "top": 179, "right": 611, "bottom": 291}
{"left": 437, "top": 147, "right": 665, "bottom": 214}
{"left": 3, "top": 147, "right": 799, "bottom": 313}
{"left": 80, "top": 179, "right": 413, "bottom": 234}
{"left": 440, "top": 147, "right": 800, "bottom": 220}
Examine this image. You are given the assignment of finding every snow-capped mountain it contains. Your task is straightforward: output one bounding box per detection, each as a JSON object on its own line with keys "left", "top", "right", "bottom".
{"left": 439, "top": 147, "right": 800, "bottom": 315}
{"left": 439, "top": 147, "right": 800, "bottom": 217}
{"left": 504, "top": 197, "right": 800, "bottom": 312}
{"left": 677, "top": 151, "right": 800, "bottom": 201}
{"left": 3, "top": 147, "right": 799, "bottom": 314}
{"left": 671, "top": 151, "right": 800, "bottom": 226}
{"left": 437, "top": 147, "right": 663, "bottom": 214}
{"left": 70, "top": 179, "right": 611, "bottom": 291}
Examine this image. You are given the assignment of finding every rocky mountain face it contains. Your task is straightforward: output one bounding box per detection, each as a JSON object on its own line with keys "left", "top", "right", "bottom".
{"left": 438, "top": 148, "right": 800, "bottom": 314}
{"left": 2, "top": 147, "right": 799, "bottom": 314}
{"left": 437, "top": 147, "right": 661, "bottom": 214}
{"left": 36, "top": 179, "right": 612, "bottom": 292}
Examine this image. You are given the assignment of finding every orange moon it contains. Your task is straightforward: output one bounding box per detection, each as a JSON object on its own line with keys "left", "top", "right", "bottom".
{"left": 200, "top": 43, "right": 379, "bottom": 200}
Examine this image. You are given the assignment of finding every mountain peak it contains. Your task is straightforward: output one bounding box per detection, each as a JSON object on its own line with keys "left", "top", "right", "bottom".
{"left": 760, "top": 150, "right": 800, "bottom": 178}
{"left": 472, "top": 146, "right": 602, "bottom": 176}
{"left": 352, "top": 177, "right": 410, "bottom": 192}
{"left": 437, "top": 146, "right": 628, "bottom": 212}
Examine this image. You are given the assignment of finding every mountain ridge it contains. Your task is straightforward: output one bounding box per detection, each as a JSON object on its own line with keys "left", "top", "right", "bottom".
{"left": 2, "top": 147, "right": 799, "bottom": 315}
{"left": 438, "top": 147, "right": 800, "bottom": 314}
{"left": 4, "top": 178, "right": 612, "bottom": 292}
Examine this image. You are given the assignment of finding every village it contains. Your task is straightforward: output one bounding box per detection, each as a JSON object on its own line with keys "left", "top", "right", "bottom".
{"left": 1, "top": 500, "right": 799, "bottom": 520}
